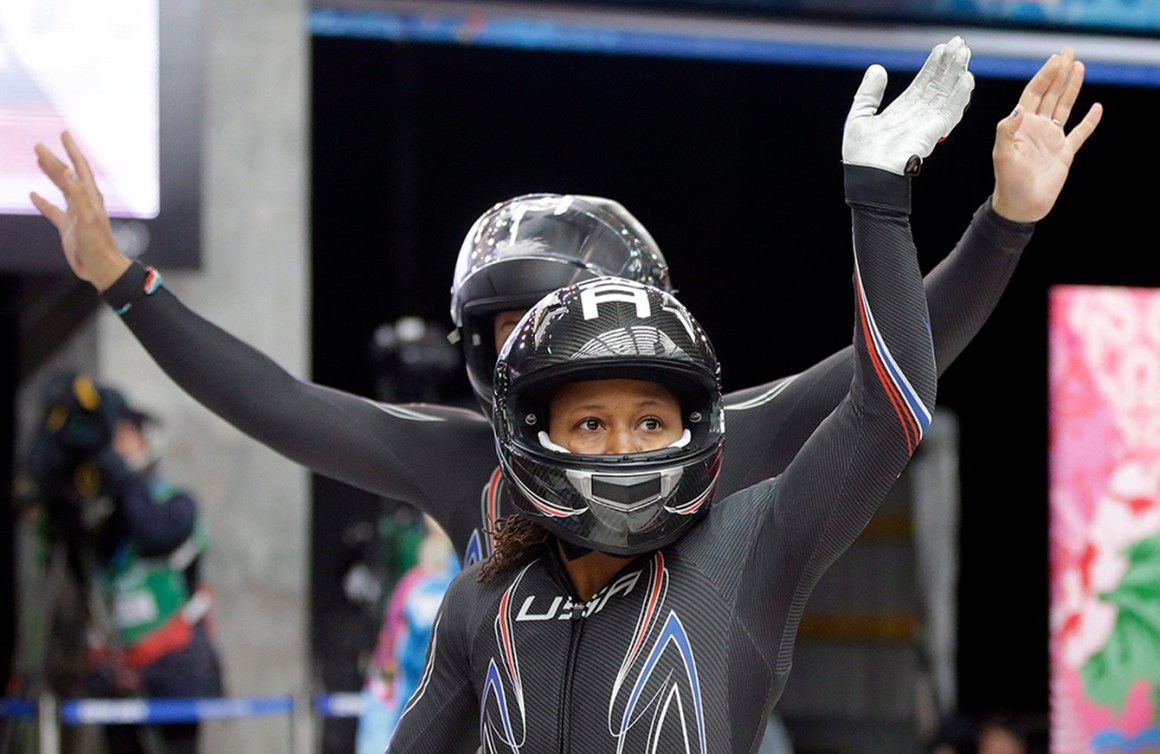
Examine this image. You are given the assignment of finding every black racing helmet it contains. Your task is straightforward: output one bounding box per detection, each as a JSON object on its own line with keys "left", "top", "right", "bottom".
{"left": 493, "top": 277, "right": 723, "bottom": 557}
{"left": 450, "top": 193, "right": 671, "bottom": 415}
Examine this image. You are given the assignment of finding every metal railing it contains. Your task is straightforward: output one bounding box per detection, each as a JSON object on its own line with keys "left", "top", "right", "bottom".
{"left": 1, "top": 692, "right": 365, "bottom": 754}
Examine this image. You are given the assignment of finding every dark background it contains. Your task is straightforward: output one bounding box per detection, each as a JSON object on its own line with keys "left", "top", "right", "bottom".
{"left": 308, "top": 32, "right": 1160, "bottom": 737}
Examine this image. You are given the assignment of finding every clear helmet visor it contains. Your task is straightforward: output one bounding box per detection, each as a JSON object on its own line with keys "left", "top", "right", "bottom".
{"left": 450, "top": 194, "right": 669, "bottom": 326}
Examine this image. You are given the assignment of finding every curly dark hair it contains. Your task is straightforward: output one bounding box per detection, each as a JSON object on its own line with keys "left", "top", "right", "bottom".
{"left": 479, "top": 514, "right": 552, "bottom": 582}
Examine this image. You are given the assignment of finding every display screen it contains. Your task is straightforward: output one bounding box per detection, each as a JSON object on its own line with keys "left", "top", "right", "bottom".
{"left": 312, "top": 1, "right": 1160, "bottom": 90}
{"left": 575, "top": 0, "right": 1160, "bottom": 35}
{"left": 0, "top": 0, "right": 201, "bottom": 272}
{"left": 1, "top": 1, "right": 157, "bottom": 217}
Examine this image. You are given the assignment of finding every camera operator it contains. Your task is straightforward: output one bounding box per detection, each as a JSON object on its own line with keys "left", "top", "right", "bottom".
{"left": 19, "top": 371, "right": 223, "bottom": 754}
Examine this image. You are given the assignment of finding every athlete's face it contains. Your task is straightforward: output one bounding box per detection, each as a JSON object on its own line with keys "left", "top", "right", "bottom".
{"left": 493, "top": 309, "right": 528, "bottom": 353}
{"left": 548, "top": 379, "right": 684, "bottom": 455}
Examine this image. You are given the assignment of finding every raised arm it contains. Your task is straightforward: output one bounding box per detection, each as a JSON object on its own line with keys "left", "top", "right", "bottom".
{"left": 30, "top": 135, "right": 495, "bottom": 553}
{"left": 699, "top": 42, "right": 970, "bottom": 697}
{"left": 719, "top": 45, "right": 1102, "bottom": 495}
{"left": 725, "top": 42, "right": 970, "bottom": 671}
{"left": 780, "top": 32, "right": 962, "bottom": 496}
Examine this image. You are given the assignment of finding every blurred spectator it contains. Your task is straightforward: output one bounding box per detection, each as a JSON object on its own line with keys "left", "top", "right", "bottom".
{"left": 979, "top": 713, "right": 1047, "bottom": 754}
{"left": 928, "top": 714, "right": 979, "bottom": 754}
{"left": 979, "top": 720, "right": 1024, "bottom": 754}
{"left": 355, "top": 516, "right": 459, "bottom": 754}
{"left": 757, "top": 711, "right": 796, "bottom": 753}
{"left": 927, "top": 711, "right": 1047, "bottom": 754}
{"left": 15, "top": 372, "right": 223, "bottom": 754}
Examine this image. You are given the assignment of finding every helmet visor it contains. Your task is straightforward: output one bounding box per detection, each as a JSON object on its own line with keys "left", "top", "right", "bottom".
{"left": 451, "top": 194, "right": 667, "bottom": 322}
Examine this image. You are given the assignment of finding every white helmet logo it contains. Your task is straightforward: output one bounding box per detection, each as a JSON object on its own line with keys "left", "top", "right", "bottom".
{"left": 579, "top": 281, "right": 651, "bottom": 321}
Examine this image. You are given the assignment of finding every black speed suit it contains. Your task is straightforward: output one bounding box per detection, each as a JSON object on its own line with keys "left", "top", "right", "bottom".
{"left": 381, "top": 162, "right": 937, "bottom": 753}
{"left": 100, "top": 168, "right": 1030, "bottom": 572}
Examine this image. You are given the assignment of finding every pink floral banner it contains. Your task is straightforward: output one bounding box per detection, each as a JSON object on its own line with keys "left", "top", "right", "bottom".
{"left": 1049, "top": 285, "right": 1160, "bottom": 754}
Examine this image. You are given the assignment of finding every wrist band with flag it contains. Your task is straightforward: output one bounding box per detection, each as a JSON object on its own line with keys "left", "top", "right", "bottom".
{"left": 101, "top": 263, "right": 164, "bottom": 315}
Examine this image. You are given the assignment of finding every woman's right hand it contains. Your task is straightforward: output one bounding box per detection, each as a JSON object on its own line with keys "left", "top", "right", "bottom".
{"left": 30, "top": 131, "right": 132, "bottom": 292}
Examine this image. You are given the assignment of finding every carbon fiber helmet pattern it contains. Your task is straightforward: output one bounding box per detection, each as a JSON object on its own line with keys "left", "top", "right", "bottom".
{"left": 450, "top": 194, "right": 671, "bottom": 416}
{"left": 493, "top": 277, "right": 723, "bottom": 556}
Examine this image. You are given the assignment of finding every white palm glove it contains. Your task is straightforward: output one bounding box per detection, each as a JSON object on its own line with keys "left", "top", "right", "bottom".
{"left": 842, "top": 36, "right": 975, "bottom": 176}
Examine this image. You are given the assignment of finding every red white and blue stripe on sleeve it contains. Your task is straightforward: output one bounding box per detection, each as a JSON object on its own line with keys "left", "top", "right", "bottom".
{"left": 853, "top": 258, "right": 932, "bottom": 454}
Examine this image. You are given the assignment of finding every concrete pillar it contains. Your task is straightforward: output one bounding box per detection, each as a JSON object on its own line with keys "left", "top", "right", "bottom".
{"left": 97, "top": 0, "right": 311, "bottom": 751}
